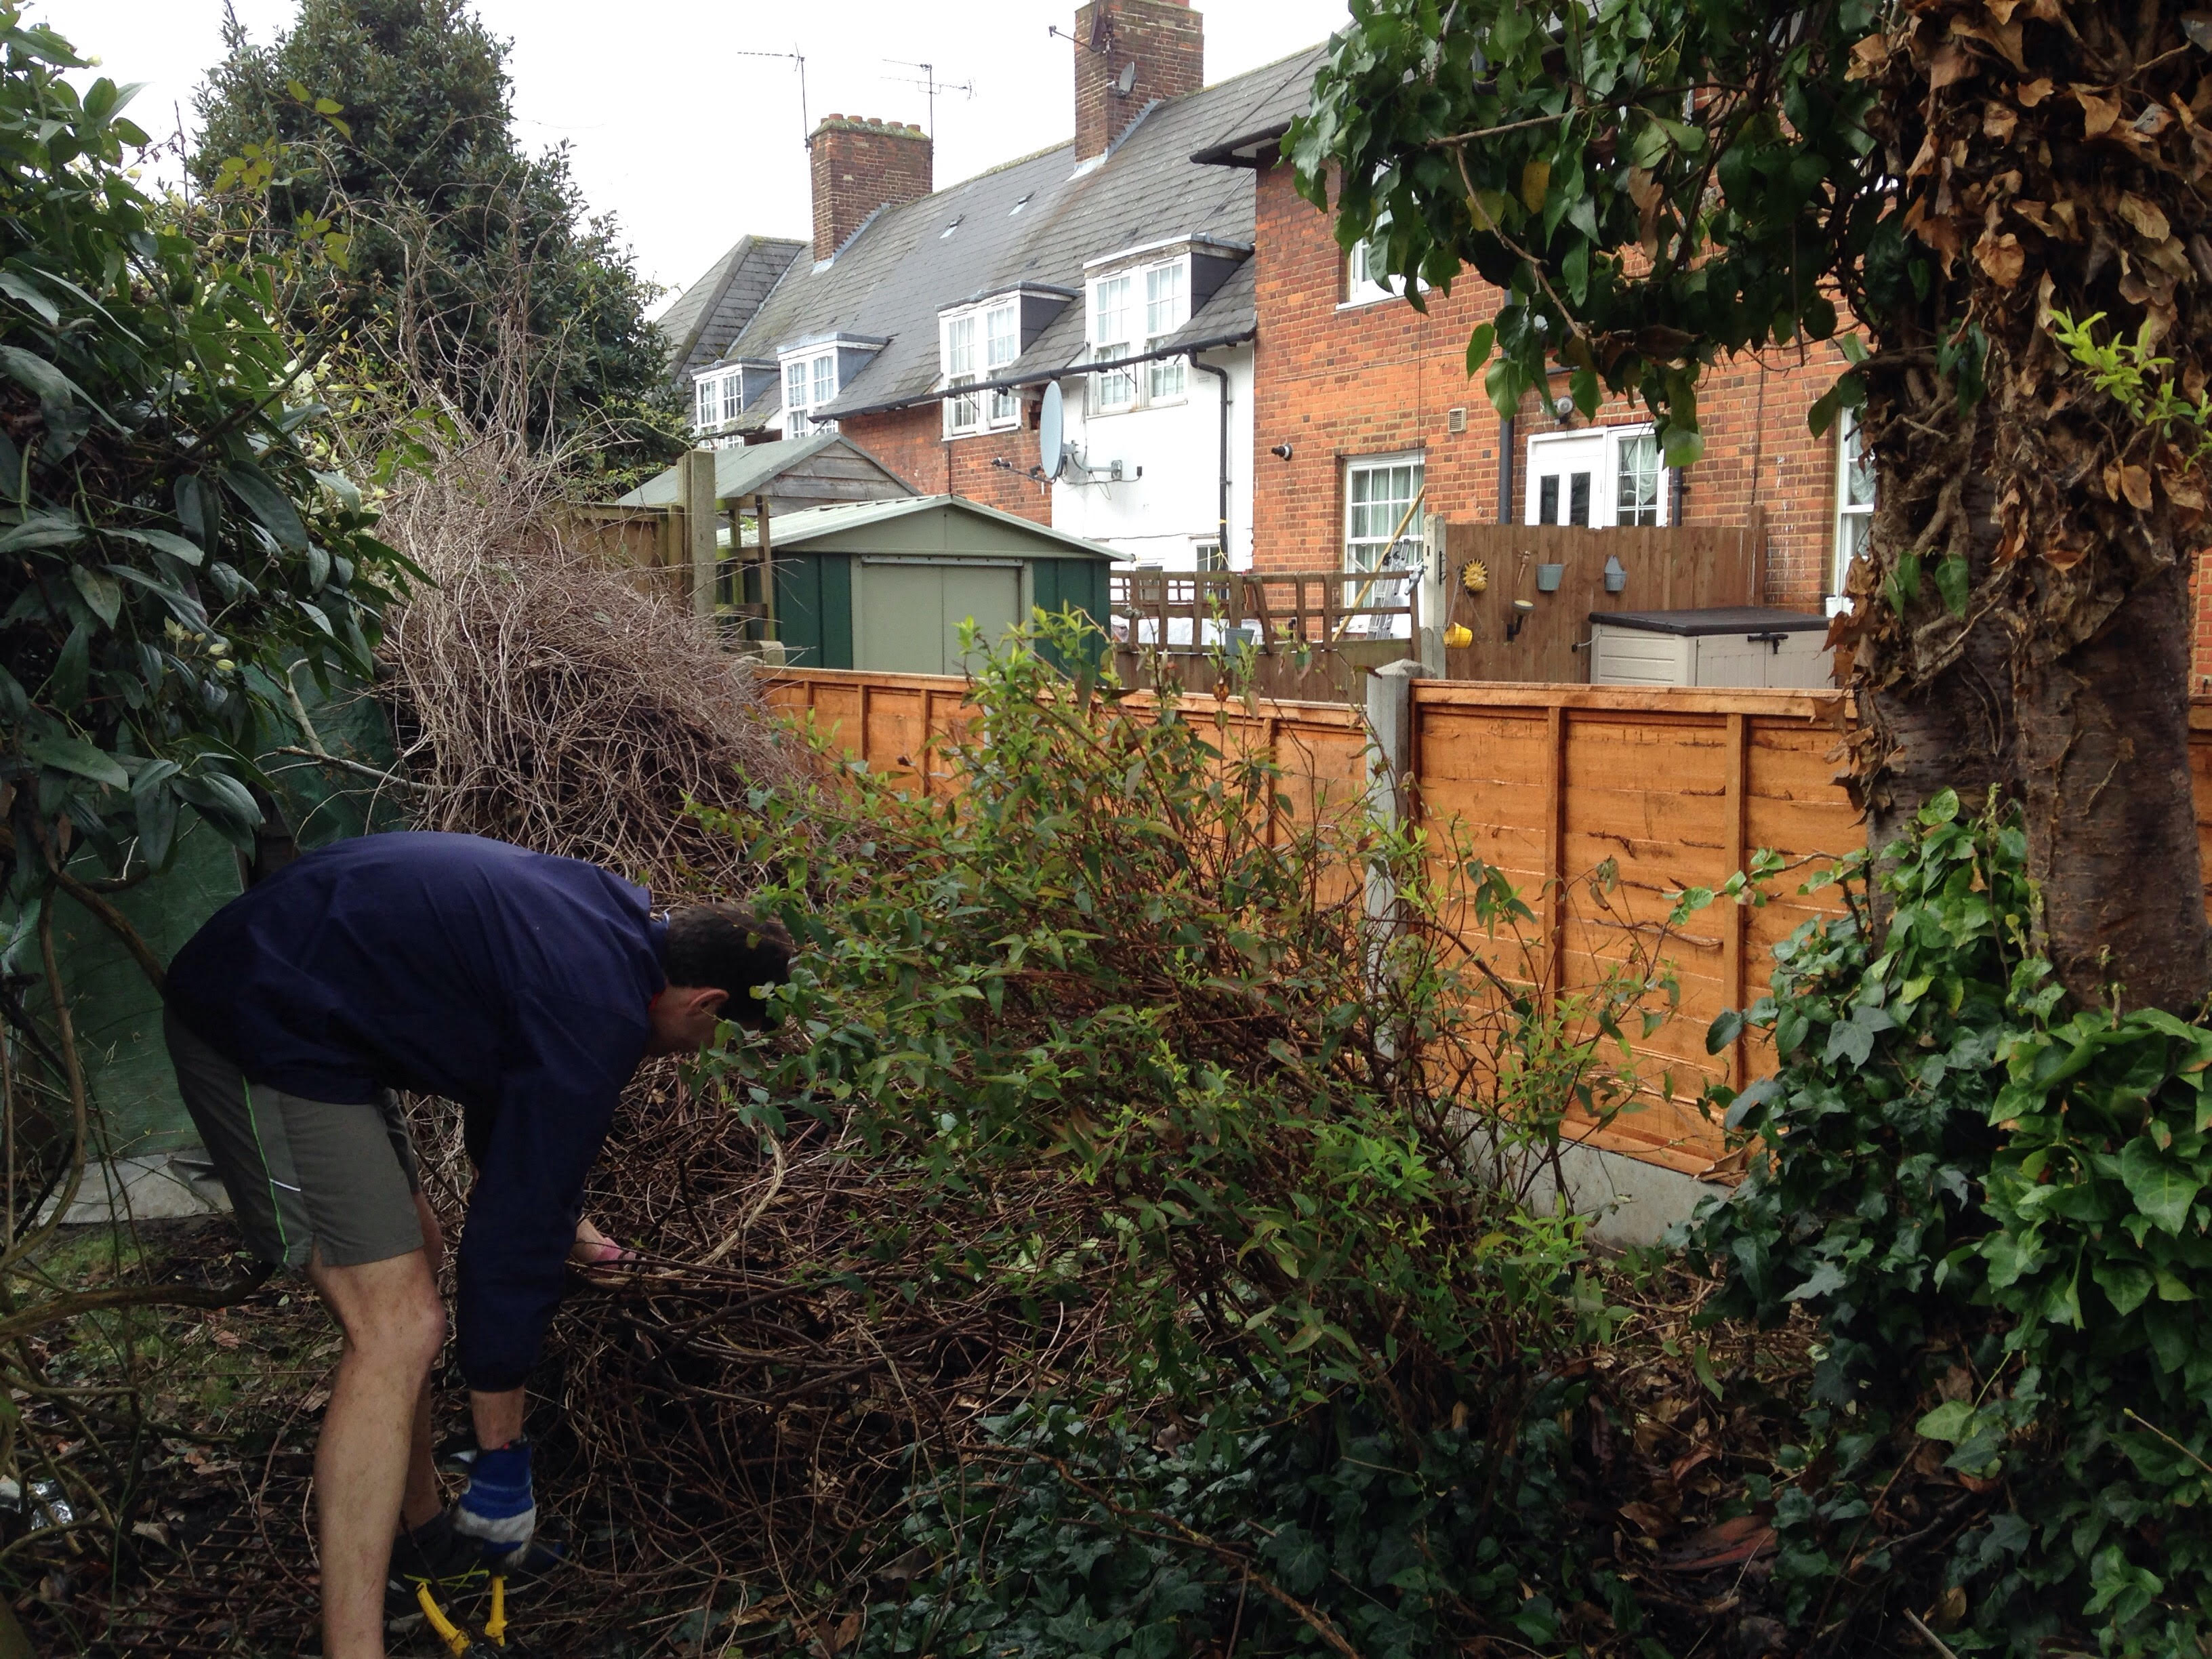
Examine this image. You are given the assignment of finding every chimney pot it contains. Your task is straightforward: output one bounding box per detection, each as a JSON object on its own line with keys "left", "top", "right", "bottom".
{"left": 808, "top": 114, "right": 933, "bottom": 262}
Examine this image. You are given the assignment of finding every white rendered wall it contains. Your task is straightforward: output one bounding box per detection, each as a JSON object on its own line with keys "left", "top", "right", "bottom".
{"left": 1048, "top": 345, "right": 1254, "bottom": 572}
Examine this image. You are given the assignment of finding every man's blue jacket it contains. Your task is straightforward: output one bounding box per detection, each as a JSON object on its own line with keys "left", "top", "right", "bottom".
{"left": 167, "top": 832, "right": 665, "bottom": 1391}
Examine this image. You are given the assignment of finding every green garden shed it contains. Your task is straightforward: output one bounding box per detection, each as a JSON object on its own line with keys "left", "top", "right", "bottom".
{"left": 748, "top": 495, "right": 1124, "bottom": 674}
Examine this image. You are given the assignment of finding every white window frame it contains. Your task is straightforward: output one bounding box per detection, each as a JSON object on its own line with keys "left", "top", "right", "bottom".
{"left": 1344, "top": 453, "right": 1423, "bottom": 641}
{"left": 984, "top": 300, "right": 1020, "bottom": 427}
{"left": 1145, "top": 262, "right": 1187, "bottom": 402}
{"left": 1833, "top": 407, "right": 1874, "bottom": 605}
{"left": 780, "top": 350, "right": 838, "bottom": 434}
{"left": 941, "top": 312, "right": 980, "bottom": 436}
{"left": 1342, "top": 228, "right": 1431, "bottom": 310}
{"left": 1090, "top": 272, "right": 1136, "bottom": 413}
{"left": 695, "top": 374, "right": 720, "bottom": 432}
{"left": 721, "top": 373, "right": 744, "bottom": 426}
{"left": 1523, "top": 424, "right": 1672, "bottom": 527}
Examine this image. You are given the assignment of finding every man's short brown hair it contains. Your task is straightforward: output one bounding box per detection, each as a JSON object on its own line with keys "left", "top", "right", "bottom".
{"left": 663, "top": 905, "right": 794, "bottom": 1029}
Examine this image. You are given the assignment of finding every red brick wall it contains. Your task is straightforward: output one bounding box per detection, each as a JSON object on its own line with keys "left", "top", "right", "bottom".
{"left": 810, "top": 117, "right": 933, "bottom": 262}
{"left": 1075, "top": 0, "right": 1204, "bottom": 161}
{"left": 840, "top": 406, "right": 1055, "bottom": 524}
{"left": 1249, "top": 165, "right": 1847, "bottom": 607}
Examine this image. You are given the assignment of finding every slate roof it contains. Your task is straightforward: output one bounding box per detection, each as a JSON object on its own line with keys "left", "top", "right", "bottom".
{"left": 656, "top": 234, "right": 807, "bottom": 384}
{"left": 612, "top": 432, "right": 918, "bottom": 508}
{"left": 691, "top": 45, "right": 1331, "bottom": 427}
{"left": 735, "top": 494, "right": 1128, "bottom": 559}
{"left": 1188, "top": 44, "right": 1328, "bottom": 168}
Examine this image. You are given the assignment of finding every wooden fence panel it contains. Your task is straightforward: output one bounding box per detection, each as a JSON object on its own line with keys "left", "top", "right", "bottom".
{"left": 1439, "top": 518, "right": 1767, "bottom": 685}
{"left": 770, "top": 670, "right": 2212, "bottom": 1178}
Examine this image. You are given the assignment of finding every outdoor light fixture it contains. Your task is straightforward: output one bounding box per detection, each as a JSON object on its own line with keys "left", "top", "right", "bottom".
{"left": 1505, "top": 596, "right": 1536, "bottom": 642}
{"left": 1271, "top": 442, "right": 1294, "bottom": 460}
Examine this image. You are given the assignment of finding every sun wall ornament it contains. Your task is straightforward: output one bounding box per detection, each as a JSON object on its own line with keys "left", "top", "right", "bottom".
{"left": 1460, "top": 558, "right": 1490, "bottom": 595}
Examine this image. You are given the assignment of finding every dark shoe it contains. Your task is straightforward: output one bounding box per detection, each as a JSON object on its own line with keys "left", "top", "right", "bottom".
{"left": 386, "top": 1507, "right": 490, "bottom": 1624}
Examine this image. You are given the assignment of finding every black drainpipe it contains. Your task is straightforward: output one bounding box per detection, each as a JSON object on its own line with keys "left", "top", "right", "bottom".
{"left": 1191, "top": 352, "right": 1231, "bottom": 561}
{"left": 1498, "top": 412, "right": 1517, "bottom": 524}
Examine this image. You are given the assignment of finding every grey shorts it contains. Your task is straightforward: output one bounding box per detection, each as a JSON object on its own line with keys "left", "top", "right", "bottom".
{"left": 163, "top": 1008, "right": 424, "bottom": 1271}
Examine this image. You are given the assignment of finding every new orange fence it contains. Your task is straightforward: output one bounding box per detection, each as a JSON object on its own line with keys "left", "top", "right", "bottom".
{"left": 766, "top": 669, "right": 2212, "bottom": 1178}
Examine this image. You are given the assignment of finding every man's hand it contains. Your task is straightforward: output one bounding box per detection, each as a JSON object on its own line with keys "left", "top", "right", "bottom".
{"left": 452, "top": 1439, "right": 535, "bottom": 1567}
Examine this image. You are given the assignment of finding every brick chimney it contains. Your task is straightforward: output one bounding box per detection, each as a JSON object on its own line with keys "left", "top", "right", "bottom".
{"left": 1073, "top": 0, "right": 1204, "bottom": 162}
{"left": 808, "top": 115, "right": 933, "bottom": 262}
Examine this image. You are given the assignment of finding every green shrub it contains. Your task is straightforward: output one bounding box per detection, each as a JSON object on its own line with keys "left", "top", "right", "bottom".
{"left": 1683, "top": 790, "right": 2212, "bottom": 1655}
{"left": 698, "top": 613, "right": 1692, "bottom": 1652}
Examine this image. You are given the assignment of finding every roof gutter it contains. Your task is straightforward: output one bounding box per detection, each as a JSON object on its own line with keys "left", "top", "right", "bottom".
{"left": 823, "top": 326, "right": 1258, "bottom": 422}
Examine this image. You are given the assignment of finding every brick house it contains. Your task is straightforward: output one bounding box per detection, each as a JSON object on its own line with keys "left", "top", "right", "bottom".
{"left": 665, "top": 1, "right": 1330, "bottom": 580}
{"left": 1191, "top": 108, "right": 1866, "bottom": 615}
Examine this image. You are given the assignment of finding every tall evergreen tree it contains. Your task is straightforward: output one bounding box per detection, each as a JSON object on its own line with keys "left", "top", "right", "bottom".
{"left": 193, "top": 0, "right": 682, "bottom": 483}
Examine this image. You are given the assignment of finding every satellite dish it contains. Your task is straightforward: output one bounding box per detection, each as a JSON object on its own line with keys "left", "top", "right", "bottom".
{"left": 1115, "top": 61, "right": 1136, "bottom": 95}
{"left": 1038, "top": 381, "right": 1066, "bottom": 481}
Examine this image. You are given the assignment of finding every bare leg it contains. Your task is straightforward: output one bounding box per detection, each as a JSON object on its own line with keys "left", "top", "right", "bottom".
{"left": 399, "top": 1192, "right": 447, "bottom": 1530}
{"left": 308, "top": 1246, "right": 447, "bottom": 1659}
{"left": 568, "top": 1214, "right": 630, "bottom": 1266}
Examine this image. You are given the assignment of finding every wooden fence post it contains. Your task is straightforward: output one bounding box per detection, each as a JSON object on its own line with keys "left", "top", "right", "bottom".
{"left": 1364, "top": 659, "right": 1427, "bottom": 998}
{"left": 1543, "top": 703, "right": 1568, "bottom": 1003}
{"left": 1724, "top": 712, "right": 1749, "bottom": 1088}
{"left": 680, "top": 447, "right": 716, "bottom": 621}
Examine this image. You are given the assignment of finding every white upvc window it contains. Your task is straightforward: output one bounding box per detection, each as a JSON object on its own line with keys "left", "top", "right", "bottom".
{"left": 1145, "top": 262, "right": 1187, "bottom": 400}
{"left": 721, "top": 374, "right": 744, "bottom": 426}
{"left": 695, "top": 375, "right": 719, "bottom": 431}
{"left": 1345, "top": 453, "right": 1423, "bottom": 641}
{"left": 984, "top": 300, "right": 1020, "bottom": 426}
{"left": 1090, "top": 273, "right": 1136, "bottom": 411}
{"left": 1524, "top": 424, "right": 1671, "bottom": 527}
{"left": 1345, "top": 236, "right": 1396, "bottom": 306}
{"left": 942, "top": 312, "right": 980, "bottom": 436}
{"left": 781, "top": 350, "right": 838, "bottom": 434}
{"left": 1834, "top": 408, "right": 1874, "bottom": 600}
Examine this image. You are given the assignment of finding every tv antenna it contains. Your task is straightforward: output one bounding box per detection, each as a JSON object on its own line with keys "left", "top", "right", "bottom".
{"left": 732, "top": 45, "right": 811, "bottom": 148}
{"left": 882, "top": 60, "right": 974, "bottom": 140}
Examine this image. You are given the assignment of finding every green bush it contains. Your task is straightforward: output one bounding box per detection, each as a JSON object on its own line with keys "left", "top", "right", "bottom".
{"left": 699, "top": 613, "right": 1692, "bottom": 1653}
{"left": 1683, "top": 790, "right": 2212, "bottom": 1655}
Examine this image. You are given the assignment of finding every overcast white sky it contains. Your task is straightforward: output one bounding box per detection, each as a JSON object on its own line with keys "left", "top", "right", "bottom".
{"left": 48, "top": 1, "right": 1349, "bottom": 312}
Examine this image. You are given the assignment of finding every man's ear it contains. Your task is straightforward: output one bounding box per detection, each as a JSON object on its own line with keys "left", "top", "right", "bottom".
{"left": 689, "top": 987, "right": 730, "bottom": 1019}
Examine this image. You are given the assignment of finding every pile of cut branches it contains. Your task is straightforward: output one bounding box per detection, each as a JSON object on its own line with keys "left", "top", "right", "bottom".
{"left": 371, "top": 427, "right": 798, "bottom": 893}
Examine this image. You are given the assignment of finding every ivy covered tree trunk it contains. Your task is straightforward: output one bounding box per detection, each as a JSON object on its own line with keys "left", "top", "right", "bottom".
{"left": 1843, "top": 0, "right": 2212, "bottom": 1015}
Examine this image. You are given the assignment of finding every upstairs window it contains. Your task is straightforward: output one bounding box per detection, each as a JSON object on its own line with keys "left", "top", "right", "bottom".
{"left": 781, "top": 350, "right": 838, "bottom": 434}
{"left": 1345, "top": 237, "right": 1396, "bottom": 306}
{"left": 722, "top": 374, "right": 744, "bottom": 426}
{"left": 1834, "top": 408, "right": 1875, "bottom": 599}
{"left": 942, "top": 312, "right": 980, "bottom": 436}
{"left": 695, "top": 375, "right": 720, "bottom": 431}
{"left": 984, "top": 301, "right": 1020, "bottom": 425}
{"left": 1145, "top": 262, "right": 1187, "bottom": 400}
{"left": 1090, "top": 273, "right": 1136, "bottom": 411}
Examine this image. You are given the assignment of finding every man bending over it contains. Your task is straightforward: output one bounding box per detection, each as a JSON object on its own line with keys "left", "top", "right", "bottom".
{"left": 162, "top": 831, "right": 792, "bottom": 1659}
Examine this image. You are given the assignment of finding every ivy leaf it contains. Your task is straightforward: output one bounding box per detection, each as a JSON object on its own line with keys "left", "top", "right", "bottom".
{"left": 1933, "top": 555, "right": 1969, "bottom": 617}
{"left": 2118, "top": 1138, "right": 2201, "bottom": 1235}
{"left": 1784, "top": 1259, "right": 1849, "bottom": 1302}
{"left": 2092, "top": 1257, "right": 2155, "bottom": 1316}
{"left": 1915, "top": 1399, "right": 1975, "bottom": 1442}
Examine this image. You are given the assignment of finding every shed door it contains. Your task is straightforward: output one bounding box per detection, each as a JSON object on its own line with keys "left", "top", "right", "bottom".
{"left": 857, "top": 561, "right": 1023, "bottom": 675}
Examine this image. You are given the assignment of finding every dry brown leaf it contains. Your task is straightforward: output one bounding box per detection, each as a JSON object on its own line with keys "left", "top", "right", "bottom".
{"left": 1929, "top": 44, "right": 1973, "bottom": 89}
{"left": 1847, "top": 32, "right": 1891, "bottom": 79}
{"left": 1976, "top": 230, "right": 2026, "bottom": 285}
{"left": 2122, "top": 464, "right": 2155, "bottom": 509}
{"left": 1618, "top": 1501, "right": 1671, "bottom": 1539}
{"left": 1987, "top": 0, "right": 2022, "bottom": 22}
{"left": 2165, "top": 469, "right": 2208, "bottom": 512}
{"left": 2102, "top": 459, "right": 2127, "bottom": 501}
{"left": 2076, "top": 87, "right": 2122, "bottom": 137}
{"left": 2119, "top": 192, "right": 2173, "bottom": 241}
{"left": 1984, "top": 102, "right": 2020, "bottom": 140}
{"left": 2018, "top": 77, "right": 2055, "bottom": 106}
{"left": 2044, "top": 539, "right": 2090, "bottom": 571}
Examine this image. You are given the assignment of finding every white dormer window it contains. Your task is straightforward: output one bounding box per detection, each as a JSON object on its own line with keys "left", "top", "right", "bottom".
{"left": 695, "top": 375, "right": 718, "bottom": 431}
{"left": 1090, "top": 273, "right": 1136, "bottom": 411}
{"left": 1145, "top": 262, "right": 1187, "bottom": 400}
{"left": 943, "top": 312, "right": 980, "bottom": 435}
{"left": 722, "top": 375, "right": 743, "bottom": 425}
{"left": 1089, "top": 254, "right": 1191, "bottom": 415}
{"left": 781, "top": 350, "right": 838, "bottom": 434}
{"left": 985, "top": 300, "right": 1020, "bottom": 424}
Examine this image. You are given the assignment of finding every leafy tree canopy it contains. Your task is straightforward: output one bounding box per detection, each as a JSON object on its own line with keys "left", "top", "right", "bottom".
{"left": 0, "top": 5, "right": 407, "bottom": 908}
{"left": 193, "top": 0, "right": 683, "bottom": 481}
{"left": 1294, "top": 0, "right": 2212, "bottom": 1014}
